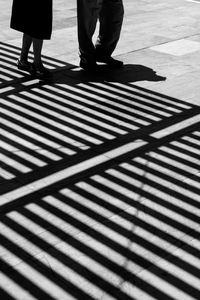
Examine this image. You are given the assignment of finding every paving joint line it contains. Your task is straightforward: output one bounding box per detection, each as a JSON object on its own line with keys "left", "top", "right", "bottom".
{"left": 119, "top": 32, "right": 200, "bottom": 57}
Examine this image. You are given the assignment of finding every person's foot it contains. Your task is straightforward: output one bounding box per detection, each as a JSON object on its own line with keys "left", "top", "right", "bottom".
{"left": 80, "top": 57, "right": 98, "bottom": 72}
{"left": 33, "top": 64, "right": 52, "bottom": 80}
{"left": 17, "top": 59, "right": 34, "bottom": 73}
{"left": 96, "top": 56, "right": 123, "bottom": 68}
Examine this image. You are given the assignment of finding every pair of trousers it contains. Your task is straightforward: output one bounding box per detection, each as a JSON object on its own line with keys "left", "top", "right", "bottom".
{"left": 77, "top": 0, "right": 124, "bottom": 61}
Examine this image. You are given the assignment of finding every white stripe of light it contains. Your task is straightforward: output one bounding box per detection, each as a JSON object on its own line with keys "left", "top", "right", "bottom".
{"left": 147, "top": 151, "right": 200, "bottom": 177}
{"left": 23, "top": 89, "right": 125, "bottom": 136}
{"left": 60, "top": 187, "right": 200, "bottom": 270}
{"left": 95, "top": 82, "right": 182, "bottom": 113}
{"left": 2, "top": 121, "right": 75, "bottom": 158}
{"left": 0, "top": 141, "right": 47, "bottom": 167}
{"left": 81, "top": 83, "right": 171, "bottom": 118}
{"left": 0, "top": 167, "right": 15, "bottom": 179}
{"left": 45, "top": 85, "right": 142, "bottom": 128}
{"left": 1, "top": 109, "right": 88, "bottom": 151}
{"left": 151, "top": 115, "right": 200, "bottom": 138}
{"left": 41, "top": 196, "right": 200, "bottom": 295}
{"left": 3, "top": 97, "right": 101, "bottom": 145}
{"left": 0, "top": 153, "right": 32, "bottom": 173}
{"left": 7, "top": 210, "right": 121, "bottom": 299}
{"left": 12, "top": 92, "right": 115, "bottom": 140}
{"left": 99, "top": 82, "right": 192, "bottom": 109}
{"left": 159, "top": 145, "right": 200, "bottom": 167}
{"left": 0, "top": 116, "right": 75, "bottom": 154}
{"left": 135, "top": 156, "right": 200, "bottom": 189}
{"left": 171, "top": 140, "right": 200, "bottom": 155}
{"left": 0, "top": 244, "right": 76, "bottom": 300}
{"left": 0, "top": 270, "right": 37, "bottom": 300}
{"left": 0, "top": 141, "right": 146, "bottom": 205}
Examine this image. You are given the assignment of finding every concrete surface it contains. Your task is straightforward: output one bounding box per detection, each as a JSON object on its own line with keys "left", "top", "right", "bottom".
{"left": 0, "top": 0, "right": 200, "bottom": 299}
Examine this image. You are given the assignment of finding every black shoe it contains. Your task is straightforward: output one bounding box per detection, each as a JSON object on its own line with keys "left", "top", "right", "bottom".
{"left": 96, "top": 56, "right": 123, "bottom": 68}
{"left": 34, "top": 65, "right": 52, "bottom": 80}
{"left": 80, "top": 57, "right": 98, "bottom": 72}
{"left": 17, "top": 59, "right": 35, "bottom": 74}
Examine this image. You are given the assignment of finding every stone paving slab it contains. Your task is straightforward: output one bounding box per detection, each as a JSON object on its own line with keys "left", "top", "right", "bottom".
{"left": 0, "top": 0, "right": 200, "bottom": 299}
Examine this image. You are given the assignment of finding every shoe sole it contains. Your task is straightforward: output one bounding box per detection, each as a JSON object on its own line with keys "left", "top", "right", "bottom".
{"left": 17, "top": 64, "right": 35, "bottom": 74}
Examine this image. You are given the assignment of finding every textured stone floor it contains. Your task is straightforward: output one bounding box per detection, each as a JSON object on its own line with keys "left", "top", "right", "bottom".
{"left": 0, "top": 0, "right": 200, "bottom": 299}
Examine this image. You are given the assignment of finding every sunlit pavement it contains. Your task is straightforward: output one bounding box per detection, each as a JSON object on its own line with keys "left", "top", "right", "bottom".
{"left": 0, "top": 0, "right": 200, "bottom": 299}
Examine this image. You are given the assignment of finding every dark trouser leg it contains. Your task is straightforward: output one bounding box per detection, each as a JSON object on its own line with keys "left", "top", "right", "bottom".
{"left": 32, "top": 38, "right": 44, "bottom": 68}
{"left": 77, "top": 0, "right": 101, "bottom": 62}
{"left": 96, "top": 0, "right": 124, "bottom": 58}
{"left": 20, "top": 34, "right": 32, "bottom": 62}
{"left": 32, "top": 38, "right": 52, "bottom": 79}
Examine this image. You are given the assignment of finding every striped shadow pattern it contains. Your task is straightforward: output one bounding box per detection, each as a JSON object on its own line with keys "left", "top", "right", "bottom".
{"left": 0, "top": 124, "right": 200, "bottom": 300}
{"left": 0, "top": 78, "right": 197, "bottom": 186}
{"left": 0, "top": 43, "right": 200, "bottom": 300}
{"left": 0, "top": 42, "right": 72, "bottom": 91}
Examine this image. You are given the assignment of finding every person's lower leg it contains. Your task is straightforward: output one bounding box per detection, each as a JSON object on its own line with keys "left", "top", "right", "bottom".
{"left": 77, "top": 0, "right": 99, "bottom": 62}
{"left": 20, "top": 33, "right": 32, "bottom": 62}
{"left": 96, "top": 0, "right": 124, "bottom": 58}
{"left": 32, "top": 38, "right": 44, "bottom": 69}
{"left": 32, "top": 38, "right": 52, "bottom": 78}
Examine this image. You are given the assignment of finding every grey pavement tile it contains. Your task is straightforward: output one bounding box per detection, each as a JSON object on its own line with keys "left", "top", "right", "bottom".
{"left": 150, "top": 39, "right": 200, "bottom": 56}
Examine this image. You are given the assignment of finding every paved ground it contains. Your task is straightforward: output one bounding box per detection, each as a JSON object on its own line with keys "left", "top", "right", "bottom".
{"left": 0, "top": 0, "right": 200, "bottom": 299}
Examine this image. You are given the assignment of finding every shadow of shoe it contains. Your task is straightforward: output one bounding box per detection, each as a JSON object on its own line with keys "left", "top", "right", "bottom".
{"left": 52, "top": 64, "right": 166, "bottom": 85}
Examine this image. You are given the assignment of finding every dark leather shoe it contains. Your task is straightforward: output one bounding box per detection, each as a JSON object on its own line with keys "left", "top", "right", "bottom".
{"left": 96, "top": 56, "right": 123, "bottom": 68}
{"left": 80, "top": 57, "right": 98, "bottom": 72}
{"left": 17, "top": 59, "right": 35, "bottom": 73}
{"left": 34, "top": 65, "right": 52, "bottom": 80}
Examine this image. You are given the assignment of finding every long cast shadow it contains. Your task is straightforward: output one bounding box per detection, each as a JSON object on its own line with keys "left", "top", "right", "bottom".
{"left": 52, "top": 63, "right": 167, "bottom": 85}
{"left": 0, "top": 42, "right": 200, "bottom": 300}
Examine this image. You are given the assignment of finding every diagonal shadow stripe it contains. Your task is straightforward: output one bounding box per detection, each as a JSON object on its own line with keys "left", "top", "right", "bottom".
{"left": 1, "top": 41, "right": 200, "bottom": 300}
{"left": 0, "top": 111, "right": 199, "bottom": 206}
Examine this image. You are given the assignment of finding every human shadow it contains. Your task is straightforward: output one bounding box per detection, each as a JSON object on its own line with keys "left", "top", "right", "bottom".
{"left": 0, "top": 41, "right": 166, "bottom": 87}
{"left": 52, "top": 63, "right": 166, "bottom": 85}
